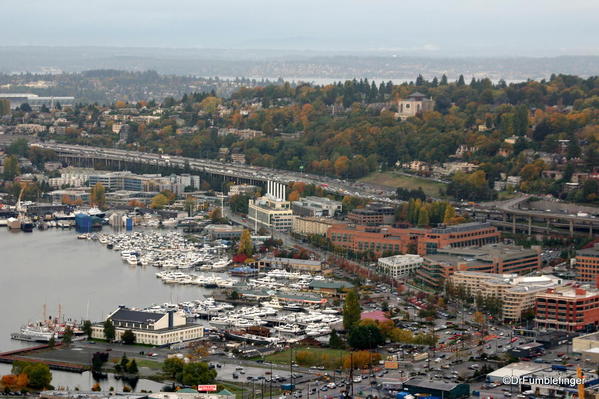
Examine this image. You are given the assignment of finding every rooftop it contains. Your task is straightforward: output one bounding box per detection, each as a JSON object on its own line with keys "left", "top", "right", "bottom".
{"left": 109, "top": 307, "right": 165, "bottom": 323}
{"left": 430, "top": 222, "right": 492, "bottom": 234}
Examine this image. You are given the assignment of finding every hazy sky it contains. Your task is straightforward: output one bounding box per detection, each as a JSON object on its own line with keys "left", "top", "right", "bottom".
{"left": 2, "top": 0, "right": 599, "bottom": 56}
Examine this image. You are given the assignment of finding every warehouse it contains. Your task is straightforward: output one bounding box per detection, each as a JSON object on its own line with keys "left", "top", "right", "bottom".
{"left": 402, "top": 379, "right": 470, "bottom": 399}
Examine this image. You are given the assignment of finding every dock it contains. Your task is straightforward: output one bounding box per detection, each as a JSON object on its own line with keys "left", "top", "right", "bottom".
{"left": 0, "top": 344, "right": 89, "bottom": 372}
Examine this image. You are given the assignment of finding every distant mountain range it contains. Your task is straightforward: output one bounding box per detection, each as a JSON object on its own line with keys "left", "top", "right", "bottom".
{"left": 1, "top": 46, "right": 598, "bottom": 82}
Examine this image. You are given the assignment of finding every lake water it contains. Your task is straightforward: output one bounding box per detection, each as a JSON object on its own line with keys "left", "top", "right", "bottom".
{"left": 0, "top": 227, "right": 213, "bottom": 391}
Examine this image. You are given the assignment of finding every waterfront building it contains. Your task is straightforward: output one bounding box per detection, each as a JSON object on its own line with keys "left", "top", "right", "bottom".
{"left": 255, "top": 256, "right": 325, "bottom": 272}
{"left": 49, "top": 188, "right": 90, "bottom": 204}
{"left": 292, "top": 216, "right": 337, "bottom": 236}
{"left": 574, "top": 244, "right": 599, "bottom": 282}
{"left": 535, "top": 286, "right": 599, "bottom": 332}
{"left": 417, "top": 243, "right": 541, "bottom": 288}
{"left": 91, "top": 306, "right": 204, "bottom": 346}
{"left": 205, "top": 224, "right": 244, "bottom": 240}
{"left": 377, "top": 254, "right": 424, "bottom": 279}
{"left": 291, "top": 196, "right": 342, "bottom": 217}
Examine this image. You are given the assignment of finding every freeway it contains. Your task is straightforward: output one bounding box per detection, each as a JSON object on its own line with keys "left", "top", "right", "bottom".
{"left": 32, "top": 142, "right": 400, "bottom": 204}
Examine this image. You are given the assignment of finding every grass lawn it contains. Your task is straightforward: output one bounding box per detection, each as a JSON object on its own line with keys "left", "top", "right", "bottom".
{"left": 265, "top": 347, "right": 349, "bottom": 370}
{"left": 218, "top": 381, "right": 282, "bottom": 399}
{"left": 134, "top": 358, "right": 163, "bottom": 370}
{"left": 359, "top": 171, "right": 448, "bottom": 198}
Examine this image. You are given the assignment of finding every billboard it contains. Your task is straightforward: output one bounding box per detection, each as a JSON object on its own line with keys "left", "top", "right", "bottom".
{"left": 197, "top": 385, "right": 218, "bottom": 392}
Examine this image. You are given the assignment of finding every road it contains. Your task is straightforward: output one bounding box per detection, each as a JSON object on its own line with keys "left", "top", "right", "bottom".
{"left": 32, "top": 142, "right": 400, "bottom": 205}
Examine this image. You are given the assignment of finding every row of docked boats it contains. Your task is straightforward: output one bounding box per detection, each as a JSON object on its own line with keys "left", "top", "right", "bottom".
{"left": 155, "top": 270, "right": 236, "bottom": 288}
{"left": 88, "top": 231, "right": 232, "bottom": 270}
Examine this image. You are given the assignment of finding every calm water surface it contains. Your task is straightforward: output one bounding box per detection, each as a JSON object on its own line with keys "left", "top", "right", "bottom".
{"left": 0, "top": 228, "right": 212, "bottom": 352}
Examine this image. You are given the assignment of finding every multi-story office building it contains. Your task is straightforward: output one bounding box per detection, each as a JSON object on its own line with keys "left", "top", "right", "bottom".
{"left": 327, "top": 223, "right": 426, "bottom": 256}
{"left": 228, "top": 184, "right": 259, "bottom": 197}
{"left": 449, "top": 271, "right": 563, "bottom": 321}
{"left": 292, "top": 216, "right": 337, "bottom": 236}
{"left": 377, "top": 254, "right": 424, "bottom": 279}
{"left": 327, "top": 221, "right": 500, "bottom": 258}
{"left": 248, "top": 181, "right": 294, "bottom": 232}
{"left": 575, "top": 244, "right": 599, "bottom": 282}
{"left": 535, "top": 286, "right": 599, "bottom": 332}
{"left": 347, "top": 203, "right": 395, "bottom": 225}
{"left": 418, "top": 222, "right": 500, "bottom": 255}
{"left": 88, "top": 171, "right": 198, "bottom": 194}
{"left": 416, "top": 243, "right": 541, "bottom": 288}
{"left": 291, "top": 196, "right": 342, "bottom": 217}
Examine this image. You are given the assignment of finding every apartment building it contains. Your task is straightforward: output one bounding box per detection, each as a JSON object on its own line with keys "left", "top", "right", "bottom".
{"left": 535, "top": 286, "right": 599, "bottom": 332}
{"left": 449, "top": 271, "right": 562, "bottom": 321}
{"left": 575, "top": 244, "right": 599, "bottom": 282}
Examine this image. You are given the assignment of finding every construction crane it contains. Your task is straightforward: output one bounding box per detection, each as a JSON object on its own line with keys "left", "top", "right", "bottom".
{"left": 577, "top": 366, "right": 585, "bottom": 399}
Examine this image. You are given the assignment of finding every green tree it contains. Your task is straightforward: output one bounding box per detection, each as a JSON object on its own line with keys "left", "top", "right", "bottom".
{"left": 48, "top": 335, "right": 56, "bottom": 348}
{"left": 121, "top": 329, "right": 136, "bottom": 345}
{"left": 103, "top": 319, "right": 115, "bottom": 342}
{"left": 342, "top": 288, "right": 361, "bottom": 330}
{"left": 329, "top": 330, "right": 344, "bottom": 349}
{"left": 82, "top": 320, "right": 93, "bottom": 339}
{"left": 127, "top": 359, "right": 138, "bottom": 374}
{"left": 6, "top": 138, "right": 29, "bottom": 157}
{"left": 3, "top": 155, "right": 20, "bottom": 181}
{"left": 22, "top": 363, "right": 52, "bottom": 389}
{"left": 348, "top": 325, "right": 385, "bottom": 350}
{"left": 62, "top": 326, "right": 73, "bottom": 346}
{"left": 181, "top": 362, "right": 217, "bottom": 385}
{"left": 163, "top": 357, "right": 185, "bottom": 380}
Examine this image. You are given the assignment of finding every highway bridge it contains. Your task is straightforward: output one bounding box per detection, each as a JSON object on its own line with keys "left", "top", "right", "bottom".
{"left": 29, "top": 142, "right": 400, "bottom": 204}
{"left": 458, "top": 195, "right": 599, "bottom": 238}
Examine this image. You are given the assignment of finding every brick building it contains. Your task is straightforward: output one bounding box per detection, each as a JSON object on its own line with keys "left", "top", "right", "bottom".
{"left": 535, "top": 286, "right": 599, "bottom": 332}
{"left": 327, "top": 221, "right": 500, "bottom": 258}
{"left": 575, "top": 244, "right": 599, "bottom": 282}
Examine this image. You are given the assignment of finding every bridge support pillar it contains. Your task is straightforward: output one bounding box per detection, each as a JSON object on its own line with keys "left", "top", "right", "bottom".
{"left": 512, "top": 216, "right": 516, "bottom": 234}
{"left": 569, "top": 220, "right": 574, "bottom": 237}
{"left": 528, "top": 217, "right": 532, "bottom": 236}
{"left": 590, "top": 225, "right": 593, "bottom": 238}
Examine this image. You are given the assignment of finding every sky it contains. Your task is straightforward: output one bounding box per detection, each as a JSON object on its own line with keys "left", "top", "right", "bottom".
{"left": 1, "top": 0, "right": 599, "bottom": 56}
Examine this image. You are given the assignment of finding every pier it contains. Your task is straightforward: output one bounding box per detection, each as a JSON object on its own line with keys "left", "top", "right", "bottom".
{"left": 0, "top": 344, "right": 90, "bottom": 373}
